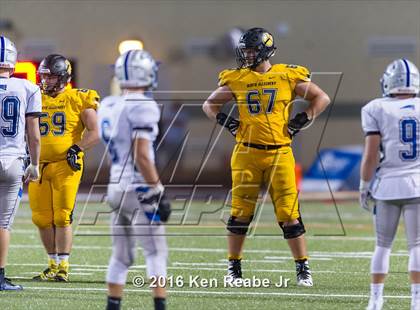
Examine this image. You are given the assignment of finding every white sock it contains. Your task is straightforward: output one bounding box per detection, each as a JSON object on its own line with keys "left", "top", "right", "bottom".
{"left": 370, "top": 283, "right": 384, "bottom": 299}
{"left": 411, "top": 284, "right": 420, "bottom": 302}
{"left": 58, "top": 254, "right": 70, "bottom": 263}
{"left": 48, "top": 253, "right": 58, "bottom": 264}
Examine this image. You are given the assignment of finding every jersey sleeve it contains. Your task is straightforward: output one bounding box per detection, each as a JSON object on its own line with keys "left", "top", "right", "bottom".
{"left": 287, "top": 65, "right": 311, "bottom": 83}
{"left": 77, "top": 89, "right": 100, "bottom": 110}
{"left": 361, "top": 102, "right": 380, "bottom": 135}
{"left": 25, "top": 82, "right": 42, "bottom": 116}
{"left": 128, "top": 103, "right": 160, "bottom": 141}
{"left": 218, "top": 69, "right": 237, "bottom": 87}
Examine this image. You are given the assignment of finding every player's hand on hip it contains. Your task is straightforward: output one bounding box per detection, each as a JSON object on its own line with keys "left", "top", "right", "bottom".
{"left": 216, "top": 112, "right": 240, "bottom": 137}
{"left": 136, "top": 183, "right": 171, "bottom": 222}
{"left": 287, "top": 112, "right": 310, "bottom": 137}
{"left": 66, "top": 144, "right": 83, "bottom": 171}
{"left": 24, "top": 164, "right": 39, "bottom": 183}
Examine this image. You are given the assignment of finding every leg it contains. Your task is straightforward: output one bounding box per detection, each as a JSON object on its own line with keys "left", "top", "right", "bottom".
{"left": 106, "top": 187, "right": 138, "bottom": 310}
{"left": 367, "top": 200, "right": 401, "bottom": 310}
{"left": 28, "top": 167, "right": 58, "bottom": 281}
{"left": 401, "top": 198, "right": 420, "bottom": 309}
{"left": 0, "top": 159, "right": 24, "bottom": 291}
{"left": 51, "top": 160, "right": 83, "bottom": 281}
{"left": 371, "top": 201, "right": 401, "bottom": 282}
{"left": 38, "top": 227, "right": 56, "bottom": 254}
{"left": 106, "top": 213, "right": 136, "bottom": 297}
{"left": 0, "top": 159, "right": 23, "bottom": 267}
{"left": 228, "top": 228, "right": 247, "bottom": 260}
{"left": 265, "top": 148, "right": 311, "bottom": 286}
{"left": 128, "top": 189, "right": 168, "bottom": 309}
{"left": 55, "top": 226, "right": 72, "bottom": 254}
{"left": 0, "top": 228, "right": 10, "bottom": 268}
{"left": 228, "top": 144, "right": 262, "bottom": 279}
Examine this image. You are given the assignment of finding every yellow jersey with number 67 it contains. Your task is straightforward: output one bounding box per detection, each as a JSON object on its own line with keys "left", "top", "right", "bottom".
{"left": 40, "top": 88, "right": 99, "bottom": 163}
{"left": 218, "top": 63, "right": 310, "bottom": 145}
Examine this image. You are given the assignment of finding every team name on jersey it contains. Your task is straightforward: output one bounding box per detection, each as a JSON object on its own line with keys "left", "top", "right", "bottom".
{"left": 246, "top": 81, "right": 277, "bottom": 88}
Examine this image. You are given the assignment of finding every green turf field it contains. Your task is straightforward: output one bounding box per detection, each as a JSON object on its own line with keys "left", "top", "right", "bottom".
{"left": 0, "top": 198, "right": 412, "bottom": 309}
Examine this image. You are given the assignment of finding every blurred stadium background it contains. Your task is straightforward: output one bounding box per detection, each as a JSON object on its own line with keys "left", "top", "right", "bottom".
{"left": 1, "top": 0, "right": 419, "bottom": 193}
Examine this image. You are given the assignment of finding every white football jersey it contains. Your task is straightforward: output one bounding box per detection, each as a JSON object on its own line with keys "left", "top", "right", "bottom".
{"left": 0, "top": 77, "right": 42, "bottom": 168}
{"left": 361, "top": 96, "right": 420, "bottom": 200}
{"left": 98, "top": 93, "right": 160, "bottom": 190}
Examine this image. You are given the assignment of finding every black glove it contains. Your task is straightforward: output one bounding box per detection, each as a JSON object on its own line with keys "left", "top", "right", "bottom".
{"left": 66, "top": 144, "right": 83, "bottom": 171}
{"left": 158, "top": 194, "right": 172, "bottom": 223}
{"left": 137, "top": 184, "right": 171, "bottom": 223}
{"left": 287, "top": 112, "right": 310, "bottom": 137}
{"left": 216, "top": 112, "right": 240, "bottom": 137}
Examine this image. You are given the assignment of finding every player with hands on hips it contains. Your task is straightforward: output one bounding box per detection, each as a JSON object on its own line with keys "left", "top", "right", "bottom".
{"left": 203, "top": 27, "right": 330, "bottom": 287}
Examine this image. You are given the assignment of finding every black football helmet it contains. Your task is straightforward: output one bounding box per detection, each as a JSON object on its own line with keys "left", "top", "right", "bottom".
{"left": 37, "top": 54, "right": 72, "bottom": 95}
{"left": 235, "top": 27, "right": 276, "bottom": 69}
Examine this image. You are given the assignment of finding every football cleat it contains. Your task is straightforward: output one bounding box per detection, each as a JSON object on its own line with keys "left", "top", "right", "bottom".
{"left": 55, "top": 260, "right": 69, "bottom": 282}
{"left": 296, "top": 260, "right": 313, "bottom": 287}
{"left": 366, "top": 297, "right": 384, "bottom": 310}
{"left": 32, "top": 258, "right": 58, "bottom": 281}
{"left": 227, "top": 259, "right": 242, "bottom": 280}
{"left": 0, "top": 276, "right": 23, "bottom": 291}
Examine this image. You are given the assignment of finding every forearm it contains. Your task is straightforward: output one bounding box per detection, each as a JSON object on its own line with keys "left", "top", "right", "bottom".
{"left": 202, "top": 86, "right": 233, "bottom": 120}
{"left": 306, "top": 93, "right": 330, "bottom": 119}
{"left": 136, "top": 156, "right": 160, "bottom": 186}
{"left": 360, "top": 156, "right": 378, "bottom": 182}
{"left": 77, "top": 129, "right": 99, "bottom": 151}
{"left": 203, "top": 100, "right": 222, "bottom": 121}
{"left": 27, "top": 134, "right": 40, "bottom": 165}
{"left": 26, "top": 117, "right": 41, "bottom": 165}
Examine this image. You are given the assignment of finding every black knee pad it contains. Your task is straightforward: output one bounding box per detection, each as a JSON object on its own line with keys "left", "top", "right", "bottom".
{"left": 279, "top": 217, "right": 306, "bottom": 239}
{"left": 227, "top": 216, "right": 252, "bottom": 235}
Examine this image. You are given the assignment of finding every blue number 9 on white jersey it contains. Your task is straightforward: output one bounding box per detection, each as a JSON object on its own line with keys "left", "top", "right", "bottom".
{"left": 361, "top": 96, "right": 420, "bottom": 200}
{"left": 97, "top": 94, "right": 160, "bottom": 190}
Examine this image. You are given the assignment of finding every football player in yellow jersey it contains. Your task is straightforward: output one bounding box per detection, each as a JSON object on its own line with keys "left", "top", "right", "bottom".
{"left": 203, "top": 28, "right": 331, "bottom": 287}
{"left": 28, "top": 54, "right": 100, "bottom": 282}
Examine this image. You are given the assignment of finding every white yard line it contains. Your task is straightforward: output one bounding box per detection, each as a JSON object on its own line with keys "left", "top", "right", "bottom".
{"left": 9, "top": 262, "right": 360, "bottom": 274}
{"left": 9, "top": 244, "right": 409, "bottom": 257}
{"left": 20, "top": 286, "right": 411, "bottom": 299}
{"left": 8, "top": 229, "right": 389, "bottom": 242}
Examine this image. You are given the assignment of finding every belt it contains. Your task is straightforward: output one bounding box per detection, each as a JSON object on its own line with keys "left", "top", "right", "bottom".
{"left": 242, "top": 143, "right": 290, "bottom": 150}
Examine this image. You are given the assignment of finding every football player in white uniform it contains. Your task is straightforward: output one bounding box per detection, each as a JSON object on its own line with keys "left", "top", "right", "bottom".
{"left": 0, "top": 36, "right": 41, "bottom": 290}
{"left": 98, "top": 49, "right": 171, "bottom": 310}
{"left": 360, "top": 59, "right": 420, "bottom": 310}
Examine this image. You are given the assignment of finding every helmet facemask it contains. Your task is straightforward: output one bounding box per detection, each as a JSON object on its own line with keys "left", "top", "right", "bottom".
{"left": 235, "top": 28, "right": 276, "bottom": 69}
{"left": 38, "top": 71, "right": 71, "bottom": 96}
{"left": 37, "top": 56, "right": 72, "bottom": 96}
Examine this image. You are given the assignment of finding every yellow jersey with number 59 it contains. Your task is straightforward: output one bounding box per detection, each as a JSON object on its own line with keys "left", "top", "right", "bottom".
{"left": 218, "top": 63, "right": 310, "bottom": 145}
{"left": 40, "top": 88, "right": 100, "bottom": 163}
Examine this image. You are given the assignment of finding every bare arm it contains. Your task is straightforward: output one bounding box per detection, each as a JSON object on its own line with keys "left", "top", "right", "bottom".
{"left": 134, "top": 138, "right": 160, "bottom": 186}
{"left": 202, "top": 85, "right": 233, "bottom": 120}
{"left": 25, "top": 115, "right": 41, "bottom": 165}
{"left": 78, "top": 108, "right": 100, "bottom": 151}
{"left": 294, "top": 81, "right": 331, "bottom": 119}
{"left": 360, "top": 134, "right": 381, "bottom": 182}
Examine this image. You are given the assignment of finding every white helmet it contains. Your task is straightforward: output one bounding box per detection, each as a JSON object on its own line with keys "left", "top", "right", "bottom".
{"left": 380, "top": 59, "right": 419, "bottom": 96}
{"left": 115, "top": 49, "right": 158, "bottom": 89}
{"left": 0, "top": 36, "right": 17, "bottom": 69}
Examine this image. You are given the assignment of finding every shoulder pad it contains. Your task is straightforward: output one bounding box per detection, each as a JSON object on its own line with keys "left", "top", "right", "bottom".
{"left": 218, "top": 69, "right": 241, "bottom": 87}
{"left": 281, "top": 64, "right": 311, "bottom": 82}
